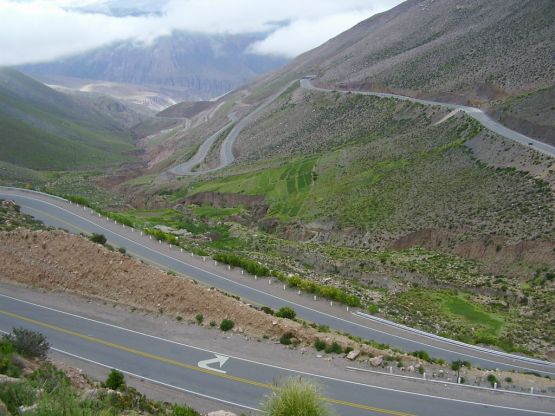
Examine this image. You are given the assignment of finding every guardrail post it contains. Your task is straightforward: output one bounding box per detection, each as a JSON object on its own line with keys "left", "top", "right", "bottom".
{"left": 389, "top": 366, "right": 393, "bottom": 374}
{"left": 313, "top": 295, "right": 317, "bottom": 301}
{"left": 530, "top": 387, "right": 534, "bottom": 394}
{"left": 494, "top": 382, "right": 497, "bottom": 389}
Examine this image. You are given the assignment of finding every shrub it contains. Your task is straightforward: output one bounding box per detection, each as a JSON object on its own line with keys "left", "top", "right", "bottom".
{"left": 195, "top": 314, "right": 204, "bottom": 325}
{"left": 90, "top": 233, "right": 107, "bottom": 245}
{"left": 280, "top": 332, "right": 294, "bottom": 345}
{"left": 505, "top": 377, "right": 513, "bottom": 383}
{"left": 105, "top": 369, "right": 126, "bottom": 390}
{"left": 261, "top": 306, "right": 275, "bottom": 315}
{"left": 4, "top": 328, "right": 49, "bottom": 359}
{"left": 263, "top": 377, "right": 332, "bottom": 416}
{"left": 411, "top": 350, "right": 431, "bottom": 363}
{"left": 209, "top": 320, "right": 217, "bottom": 327}
{"left": 314, "top": 339, "right": 326, "bottom": 351}
{"left": 324, "top": 342, "right": 342, "bottom": 354}
{"left": 367, "top": 303, "right": 379, "bottom": 314}
{"left": 118, "top": 247, "right": 126, "bottom": 254}
{"left": 275, "top": 307, "right": 296, "bottom": 320}
{"left": 220, "top": 319, "right": 234, "bottom": 332}
{"left": 487, "top": 374, "right": 498, "bottom": 387}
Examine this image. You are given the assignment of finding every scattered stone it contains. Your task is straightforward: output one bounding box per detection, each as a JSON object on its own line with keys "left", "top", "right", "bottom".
{"left": 346, "top": 349, "right": 360, "bottom": 360}
{"left": 407, "top": 365, "right": 415, "bottom": 372}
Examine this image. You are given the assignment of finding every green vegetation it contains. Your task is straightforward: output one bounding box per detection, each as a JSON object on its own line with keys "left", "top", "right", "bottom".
{"left": 263, "top": 377, "right": 333, "bottom": 416}
{"left": 89, "top": 233, "right": 107, "bottom": 245}
{"left": 314, "top": 339, "right": 326, "bottom": 351}
{"left": 324, "top": 342, "right": 343, "bottom": 355}
{"left": 195, "top": 314, "right": 204, "bottom": 325}
{"left": 275, "top": 307, "right": 296, "bottom": 320}
{"left": 0, "top": 200, "right": 45, "bottom": 231}
{"left": 4, "top": 328, "right": 49, "bottom": 359}
{"left": 219, "top": 319, "right": 234, "bottom": 332}
{"left": 213, "top": 253, "right": 270, "bottom": 276}
{"left": 104, "top": 369, "right": 126, "bottom": 390}
{"left": 279, "top": 332, "right": 295, "bottom": 345}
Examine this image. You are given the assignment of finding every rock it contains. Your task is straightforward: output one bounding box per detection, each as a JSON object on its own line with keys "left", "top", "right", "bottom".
{"left": 272, "top": 321, "right": 278, "bottom": 326}
{"left": 19, "top": 404, "right": 38, "bottom": 414}
{"left": 316, "top": 354, "right": 323, "bottom": 358}
{"left": 369, "top": 356, "right": 383, "bottom": 367}
{"left": 207, "top": 411, "right": 237, "bottom": 416}
{"left": 0, "top": 374, "right": 22, "bottom": 384}
{"left": 407, "top": 365, "right": 415, "bottom": 372}
{"left": 346, "top": 349, "right": 360, "bottom": 360}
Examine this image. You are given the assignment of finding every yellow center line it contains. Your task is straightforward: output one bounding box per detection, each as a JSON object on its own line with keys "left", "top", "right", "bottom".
{"left": 0, "top": 309, "right": 414, "bottom": 416}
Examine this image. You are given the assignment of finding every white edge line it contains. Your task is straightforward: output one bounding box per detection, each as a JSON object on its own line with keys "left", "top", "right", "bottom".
{"left": 2, "top": 190, "right": 555, "bottom": 375}
{"left": 1, "top": 292, "right": 555, "bottom": 415}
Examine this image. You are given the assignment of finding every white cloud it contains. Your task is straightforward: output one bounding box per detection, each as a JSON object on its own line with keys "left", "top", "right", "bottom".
{"left": 0, "top": 0, "right": 403, "bottom": 66}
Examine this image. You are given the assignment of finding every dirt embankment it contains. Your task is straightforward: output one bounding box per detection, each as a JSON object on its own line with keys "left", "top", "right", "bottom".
{"left": 0, "top": 229, "right": 385, "bottom": 356}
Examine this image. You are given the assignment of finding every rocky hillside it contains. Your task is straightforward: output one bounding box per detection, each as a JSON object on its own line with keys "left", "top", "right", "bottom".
{"left": 264, "top": 0, "right": 555, "bottom": 143}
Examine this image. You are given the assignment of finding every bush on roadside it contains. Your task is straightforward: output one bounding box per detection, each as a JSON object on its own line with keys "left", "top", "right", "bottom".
{"left": 263, "top": 377, "right": 333, "bottom": 416}
{"left": 195, "top": 314, "right": 204, "bottom": 325}
{"left": 280, "top": 332, "right": 294, "bottom": 345}
{"left": 487, "top": 374, "right": 498, "bottom": 387}
{"left": 324, "top": 341, "right": 342, "bottom": 354}
{"left": 314, "top": 339, "right": 326, "bottom": 351}
{"left": 220, "top": 319, "right": 234, "bottom": 332}
{"left": 105, "top": 369, "right": 126, "bottom": 390}
{"left": 3, "top": 328, "right": 49, "bottom": 359}
{"left": 89, "top": 233, "right": 107, "bottom": 245}
{"left": 275, "top": 307, "right": 296, "bottom": 320}
{"left": 261, "top": 306, "right": 275, "bottom": 315}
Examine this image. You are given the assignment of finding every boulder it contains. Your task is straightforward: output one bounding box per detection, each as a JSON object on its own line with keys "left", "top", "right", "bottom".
{"left": 369, "top": 356, "right": 383, "bottom": 367}
{"left": 346, "top": 349, "right": 360, "bottom": 360}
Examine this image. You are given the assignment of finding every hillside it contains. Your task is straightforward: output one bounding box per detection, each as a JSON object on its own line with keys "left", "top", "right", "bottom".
{"left": 20, "top": 32, "right": 287, "bottom": 104}
{"left": 260, "top": 0, "right": 555, "bottom": 144}
{"left": 0, "top": 68, "right": 146, "bottom": 170}
{"left": 98, "top": 0, "right": 555, "bottom": 356}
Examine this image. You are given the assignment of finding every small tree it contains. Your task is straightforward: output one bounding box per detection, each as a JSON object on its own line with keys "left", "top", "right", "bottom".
{"left": 105, "top": 369, "right": 125, "bottom": 390}
{"left": 4, "top": 328, "right": 49, "bottom": 359}
{"left": 263, "top": 377, "right": 333, "bottom": 416}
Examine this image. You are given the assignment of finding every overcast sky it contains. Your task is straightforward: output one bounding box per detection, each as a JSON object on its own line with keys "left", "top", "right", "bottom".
{"left": 1, "top": 0, "right": 403, "bottom": 66}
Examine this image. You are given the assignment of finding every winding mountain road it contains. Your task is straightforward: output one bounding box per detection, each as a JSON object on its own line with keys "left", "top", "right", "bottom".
{"left": 169, "top": 77, "right": 554, "bottom": 177}
{"left": 1, "top": 187, "right": 553, "bottom": 379}
{"left": 301, "top": 78, "right": 555, "bottom": 158}
{"left": 1, "top": 291, "right": 553, "bottom": 416}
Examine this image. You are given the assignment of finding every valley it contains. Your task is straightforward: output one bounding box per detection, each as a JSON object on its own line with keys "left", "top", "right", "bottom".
{"left": 0, "top": 0, "right": 554, "bottom": 415}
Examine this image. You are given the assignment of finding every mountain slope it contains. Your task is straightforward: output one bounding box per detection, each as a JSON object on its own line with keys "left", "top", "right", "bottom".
{"left": 19, "top": 32, "right": 288, "bottom": 103}
{"left": 0, "top": 68, "right": 144, "bottom": 170}
{"left": 264, "top": 0, "right": 555, "bottom": 143}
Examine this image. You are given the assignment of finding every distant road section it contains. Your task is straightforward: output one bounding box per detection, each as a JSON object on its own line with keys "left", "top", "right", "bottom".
{"left": 301, "top": 78, "right": 555, "bottom": 158}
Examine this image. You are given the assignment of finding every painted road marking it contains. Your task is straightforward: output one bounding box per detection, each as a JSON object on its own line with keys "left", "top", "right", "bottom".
{"left": 0, "top": 308, "right": 414, "bottom": 416}
{"left": 198, "top": 355, "right": 229, "bottom": 374}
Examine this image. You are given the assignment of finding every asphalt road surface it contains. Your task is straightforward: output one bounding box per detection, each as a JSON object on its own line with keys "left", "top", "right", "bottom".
{"left": 0, "top": 293, "right": 553, "bottom": 416}
{"left": 1, "top": 187, "right": 554, "bottom": 380}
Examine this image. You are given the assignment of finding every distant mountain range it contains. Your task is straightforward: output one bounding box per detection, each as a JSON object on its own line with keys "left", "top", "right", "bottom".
{"left": 19, "top": 32, "right": 288, "bottom": 108}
